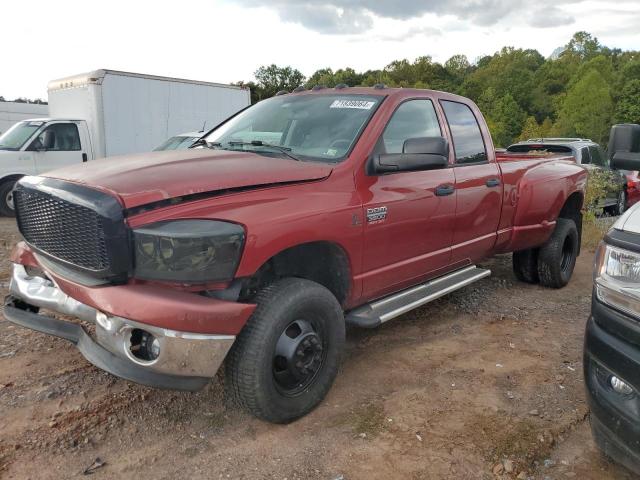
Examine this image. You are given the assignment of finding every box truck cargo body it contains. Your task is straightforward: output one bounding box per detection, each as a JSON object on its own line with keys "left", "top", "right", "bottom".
{"left": 47, "top": 70, "right": 250, "bottom": 158}
{"left": 0, "top": 69, "right": 250, "bottom": 215}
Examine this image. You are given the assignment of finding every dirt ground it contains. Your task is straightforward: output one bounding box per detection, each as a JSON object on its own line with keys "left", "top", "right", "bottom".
{"left": 0, "top": 216, "right": 636, "bottom": 480}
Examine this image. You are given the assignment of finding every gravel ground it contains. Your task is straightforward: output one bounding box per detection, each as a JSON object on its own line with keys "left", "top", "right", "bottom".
{"left": 0, "top": 216, "right": 636, "bottom": 480}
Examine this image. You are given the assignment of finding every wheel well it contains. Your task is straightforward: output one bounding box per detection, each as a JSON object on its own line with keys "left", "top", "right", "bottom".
{"left": 558, "top": 191, "right": 583, "bottom": 253}
{"left": 0, "top": 174, "right": 23, "bottom": 186}
{"left": 241, "top": 242, "right": 351, "bottom": 306}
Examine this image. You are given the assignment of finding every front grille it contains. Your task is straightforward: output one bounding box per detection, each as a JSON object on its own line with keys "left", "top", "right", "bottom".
{"left": 13, "top": 177, "right": 131, "bottom": 281}
{"left": 14, "top": 189, "right": 109, "bottom": 271}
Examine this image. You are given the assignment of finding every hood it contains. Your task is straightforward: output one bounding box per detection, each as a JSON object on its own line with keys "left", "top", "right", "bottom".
{"left": 45, "top": 149, "right": 333, "bottom": 209}
{"left": 613, "top": 201, "right": 640, "bottom": 234}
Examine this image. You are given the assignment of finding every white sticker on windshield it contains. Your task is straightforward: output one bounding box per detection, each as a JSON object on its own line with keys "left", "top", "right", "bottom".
{"left": 330, "top": 100, "right": 375, "bottom": 110}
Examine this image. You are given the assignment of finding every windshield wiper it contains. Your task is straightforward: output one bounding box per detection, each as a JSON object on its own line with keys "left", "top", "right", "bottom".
{"left": 227, "top": 140, "right": 301, "bottom": 162}
{"left": 189, "top": 138, "right": 221, "bottom": 149}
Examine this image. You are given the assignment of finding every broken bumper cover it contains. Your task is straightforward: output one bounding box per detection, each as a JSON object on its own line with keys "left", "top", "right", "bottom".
{"left": 4, "top": 264, "right": 237, "bottom": 391}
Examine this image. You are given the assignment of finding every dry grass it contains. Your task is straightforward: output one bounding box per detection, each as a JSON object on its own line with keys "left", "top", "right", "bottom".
{"left": 581, "top": 214, "right": 614, "bottom": 252}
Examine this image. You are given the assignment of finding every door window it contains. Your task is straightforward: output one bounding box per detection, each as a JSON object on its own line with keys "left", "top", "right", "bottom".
{"left": 29, "top": 123, "right": 81, "bottom": 151}
{"left": 441, "top": 100, "right": 487, "bottom": 164}
{"left": 588, "top": 145, "right": 607, "bottom": 167}
{"left": 381, "top": 99, "right": 441, "bottom": 154}
{"left": 580, "top": 147, "right": 591, "bottom": 165}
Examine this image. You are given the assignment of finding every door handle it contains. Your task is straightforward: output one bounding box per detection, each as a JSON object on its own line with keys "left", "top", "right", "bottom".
{"left": 82, "top": 153, "right": 88, "bottom": 162}
{"left": 486, "top": 178, "right": 500, "bottom": 187}
{"left": 435, "top": 184, "right": 455, "bottom": 196}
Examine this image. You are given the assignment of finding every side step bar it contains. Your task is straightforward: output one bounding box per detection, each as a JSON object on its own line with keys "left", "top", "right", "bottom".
{"left": 346, "top": 265, "right": 491, "bottom": 328}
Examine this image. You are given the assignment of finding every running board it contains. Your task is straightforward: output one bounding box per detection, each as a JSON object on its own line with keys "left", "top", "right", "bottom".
{"left": 346, "top": 265, "right": 491, "bottom": 328}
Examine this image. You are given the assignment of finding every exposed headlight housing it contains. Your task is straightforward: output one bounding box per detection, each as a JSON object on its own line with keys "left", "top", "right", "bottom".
{"left": 594, "top": 241, "right": 640, "bottom": 318}
{"left": 133, "top": 220, "right": 245, "bottom": 283}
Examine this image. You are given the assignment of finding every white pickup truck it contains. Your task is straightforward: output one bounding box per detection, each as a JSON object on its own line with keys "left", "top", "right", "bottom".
{"left": 0, "top": 69, "right": 250, "bottom": 216}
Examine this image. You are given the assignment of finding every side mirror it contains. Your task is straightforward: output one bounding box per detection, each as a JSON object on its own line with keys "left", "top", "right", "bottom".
{"left": 369, "top": 137, "right": 449, "bottom": 175}
{"left": 609, "top": 124, "right": 640, "bottom": 170}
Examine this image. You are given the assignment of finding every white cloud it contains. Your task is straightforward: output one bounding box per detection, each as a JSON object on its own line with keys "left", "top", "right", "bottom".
{"left": 0, "top": 0, "right": 638, "bottom": 100}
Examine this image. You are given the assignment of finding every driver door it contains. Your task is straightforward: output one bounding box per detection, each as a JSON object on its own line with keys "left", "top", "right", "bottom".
{"left": 28, "top": 122, "right": 86, "bottom": 174}
{"left": 359, "top": 98, "right": 456, "bottom": 300}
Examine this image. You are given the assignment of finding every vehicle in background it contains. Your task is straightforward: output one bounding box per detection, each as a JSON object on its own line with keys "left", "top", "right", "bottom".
{"left": 586, "top": 124, "right": 640, "bottom": 475}
{"left": 0, "top": 69, "right": 250, "bottom": 216}
{"left": 507, "top": 138, "right": 632, "bottom": 215}
{"left": 5, "top": 87, "right": 586, "bottom": 423}
{"left": 154, "top": 131, "right": 203, "bottom": 151}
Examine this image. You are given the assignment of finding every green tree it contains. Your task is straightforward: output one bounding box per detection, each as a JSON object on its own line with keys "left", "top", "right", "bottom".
{"left": 488, "top": 93, "right": 527, "bottom": 147}
{"left": 254, "top": 64, "right": 305, "bottom": 100}
{"left": 519, "top": 116, "right": 543, "bottom": 141}
{"left": 462, "top": 47, "right": 544, "bottom": 111}
{"left": 616, "top": 79, "right": 640, "bottom": 124}
{"left": 563, "top": 31, "right": 602, "bottom": 61}
{"left": 557, "top": 70, "right": 613, "bottom": 143}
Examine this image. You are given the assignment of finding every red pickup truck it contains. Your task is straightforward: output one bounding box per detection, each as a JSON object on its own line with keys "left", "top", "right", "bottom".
{"left": 4, "top": 87, "right": 587, "bottom": 423}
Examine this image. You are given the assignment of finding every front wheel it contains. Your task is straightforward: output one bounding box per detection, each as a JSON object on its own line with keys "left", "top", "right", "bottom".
{"left": 0, "top": 180, "right": 17, "bottom": 217}
{"left": 225, "top": 278, "right": 345, "bottom": 423}
{"left": 537, "top": 218, "right": 579, "bottom": 288}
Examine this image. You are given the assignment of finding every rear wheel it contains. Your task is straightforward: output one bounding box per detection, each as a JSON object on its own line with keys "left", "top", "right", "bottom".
{"left": 225, "top": 278, "right": 345, "bottom": 423}
{"left": 0, "top": 180, "right": 17, "bottom": 217}
{"left": 512, "top": 249, "right": 539, "bottom": 283}
{"left": 615, "top": 190, "right": 627, "bottom": 216}
{"left": 537, "top": 218, "right": 579, "bottom": 288}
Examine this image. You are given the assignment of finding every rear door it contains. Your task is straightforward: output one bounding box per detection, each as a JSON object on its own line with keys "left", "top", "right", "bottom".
{"left": 360, "top": 98, "right": 456, "bottom": 300}
{"left": 28, "top": 122, "right": 87, "bottom": 174}
{"left": 440, "top": 100, "right": 502, "bottom": 264}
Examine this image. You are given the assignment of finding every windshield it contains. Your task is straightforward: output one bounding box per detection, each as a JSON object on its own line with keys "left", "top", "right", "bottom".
{"left": 204, "top": 94, "right": 383, "bottom": 162}
{"left": 154, "top": 135, "right": 200, "bottom": 151}
{"left": 0, "top": 121, "right": 44, "bottom": 151}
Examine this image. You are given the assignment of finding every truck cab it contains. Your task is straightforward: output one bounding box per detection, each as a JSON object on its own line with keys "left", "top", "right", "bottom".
{"left": 0, "top": 118, "right": 93, "bottom": 215}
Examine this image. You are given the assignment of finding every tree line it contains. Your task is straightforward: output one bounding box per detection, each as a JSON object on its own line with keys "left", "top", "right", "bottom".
{"left": 234, "top": 32, "right": 640, "bottom": 148}
{"left": 0, "top": 97, "right": 48, "bottom": 105}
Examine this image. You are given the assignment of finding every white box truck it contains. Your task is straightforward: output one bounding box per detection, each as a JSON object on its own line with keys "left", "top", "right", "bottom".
{"left": 0, "top": 69, "right": 250, "bottom": 215}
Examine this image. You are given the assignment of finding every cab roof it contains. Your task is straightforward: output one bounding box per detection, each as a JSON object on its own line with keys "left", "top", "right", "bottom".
{"left": 282, "top": 85, "right": 471, "bottom": 103}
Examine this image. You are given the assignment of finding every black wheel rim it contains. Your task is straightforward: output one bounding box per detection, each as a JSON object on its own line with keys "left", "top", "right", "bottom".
{"left": 5, "top": 189, "right": 14, "bottom": 211}
{"left": 560, "top": 236, "right": 574, "bottom": 273}
{"left": 273, "top": 319, "right": 325, "bottom": 397}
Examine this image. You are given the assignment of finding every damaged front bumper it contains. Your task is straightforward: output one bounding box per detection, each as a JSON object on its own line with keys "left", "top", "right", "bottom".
{"left": 4, "top": 263, "right": 236, "bottom": 391}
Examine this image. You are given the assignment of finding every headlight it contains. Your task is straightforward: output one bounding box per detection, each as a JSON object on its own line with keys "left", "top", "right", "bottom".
{"left": 594, "top": 242, "right": 640, "bottom": 318}
{"left": 133, "top": 220, "right": 245, "bottom": 283}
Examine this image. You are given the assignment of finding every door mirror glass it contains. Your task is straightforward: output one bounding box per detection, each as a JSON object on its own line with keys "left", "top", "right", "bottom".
{"left": 609, "top": 124, "right": 640, "bottom": 170}
{"left": 403, "top": 136, "right": 449, "bottom": 157}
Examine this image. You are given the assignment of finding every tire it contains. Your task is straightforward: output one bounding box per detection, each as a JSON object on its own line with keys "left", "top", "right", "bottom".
{"left": 537, "top": 218, "right": 579, "bottom": 288}
{"left": 0, "top": 180, "right": 17, "bottom": 217}
{"left": 225, "top": 277, "right": 345, "bottom": 423}
{"left": 512, "top": 248, "right": 539, "bottom": 283}
{"left": 614, "top": 190, "right": 627, "bottom": 216}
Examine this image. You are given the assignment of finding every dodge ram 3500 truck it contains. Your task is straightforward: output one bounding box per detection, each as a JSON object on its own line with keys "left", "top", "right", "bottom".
{"left": 4, "top": 87, "right": 587, "bottom": 423}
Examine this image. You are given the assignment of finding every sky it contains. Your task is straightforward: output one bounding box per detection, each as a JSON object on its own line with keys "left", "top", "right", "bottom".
{"left": 1, "top": 0, "right": 639, "bottom": 100}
